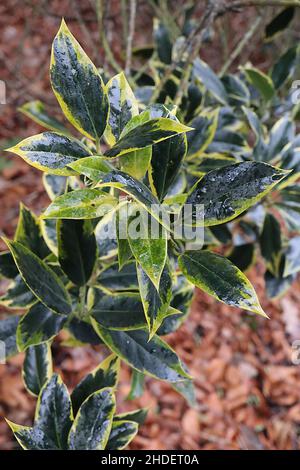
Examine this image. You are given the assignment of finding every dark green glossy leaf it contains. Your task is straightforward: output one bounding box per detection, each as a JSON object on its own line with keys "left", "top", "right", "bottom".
{"left": 97, "top": 262, "right": 138, "bottom": 291}
{"left": 171, "top": 275, "right": 194, "bottom": 311}
{"left": 172, "top": 380, "right": 197, "bottom": 407}
{"left": 207, "top": 129, "right": 249, "bottom": 156}
{"left": 132, "top": 45, "right": 154, "bottom": 60}
{"left": 164, "top": 172, "right": 187, "bottom": 201}
{"left": 7, "top": 132, "right": 92, "bottom": 175}
{"left": 106, "top": 420, "right": 138, "bottom": 450}
{"left": 19, "top": 100, "right": 68, "bottom": 134}
{"left": 186, "top": 162, "right": 289, "bottom": 226}
{"left": 114, "top": 408, "right": 148, "bottom": 425}
{"left": 0, "top": 251, "right": 18, "bottom": 279}
{"left": 266, "top": 117, "right": 295, "bottom": 162}
{"left": 279, "top": 139, "right": 300, "bottom": 188}
{"left": 68, "top": 388, "right": 115, "bottom": 450}
{"left": 154, "top": 20, "right": 172, "bottom": 64}
{"left": 179, "top": 250, "right": 266, "bottom": 316}
{"left": 104, "top": 118, "right": 191, "bottom": 158}
{"left": 227, "top": 243, "right": 255, "bottom": 272}
{"left": 259, "top": 214, "right": 281, "bottom": 275}
{"left": 23, "top": 343, "right": 53, "bottom": 396}
{"left": 210, "top": 224, "right": 232, "bottom": 245}
{"left": 100, "top": 170, "right": 169, "bottom": 227}
{"left": 117, "top": 108, "right": 150, "bottom": 132}
{"left": 135, "top": 86, "right": 154, "bottom": 104}
{"left": 17, "top": 302, "right": 67, "bottom": 351}
{"left": 137, "top": 263, "right": 172, "bottom": 337}
{"left": 90, "top": 291, "right": 146, "bottom": 330}
{"left": 68, "top": 156, "right": 113, "bottom": 181}
{"left": 193, "top": 58, "right": 228, "bottom": 105}
{"left": 189, "top": 155, "right": 235, "bottom": 175}
{"left": 15, "top": 204, "right": 49, "bottom": 258}
{"left": 187, "top": 112, "right": 218, "bottom": 159}
{"left": 186, "top": 81, "right": 203, "bottom": 115}
{"left": 243, "top": 67, "right": 275, "bottom": 101}
{"left": 57, "top": 219, "right": 97, "bottom": 285}
{"left": 8, "top": 374, "right": 74, "bottom": 449}
{"left": 0, "top": 315, "right": 19, "bottom": 358}
{"left": 50, "top": 20, "right": 109, "bottom": 140}
{"left": 71, "top": 354, "right": 120, "bottom": 414}
{"left": 43, "top": 174, "right": 67, "bottom": 200}
{"left": 67, "top": 317, "right": 103, "bottom": 345}
{"left": 281, "top": 184, "right": 300, "bottom": 204}
{"left": 40, "top": 219, "right": 58, "bottom": 256}
{"left": 126, "top": 370, "right": 145, "bottom": 400}
{"left": 283, "top": 236, "right": 300, "bottom": 277}
{"left": 42, "top": 188, "right": 118, "bottom": 219}
{"left": 92, "top": 326, "right": 191, "bottom": 382}
{"left": 149, "top": 117, "right": 187, "bottom": 201}
{"left": 265, "top": 269, "right": 296, "bottom": 299}
{"left": 157, "top": 311, "right": 186, "bottom": 336}
{"left": 35, "top": 374, "right": 73, "bottom": 449}
{"left": 242, "top": 107, "right": 267, "bottom": 161}
{"left": 127, "top": 206, "right": 167, "bottom": 289}
{"left": 0, "top": 275, "right": 35, "bottom": 309}
{"left": 242, "top": 106, "right": 264, "bottom": 143}
{"left": 271, "top": 46, "right": 298, "bottom": 89}
{"left": 265, "top": 7, "right": 295, "bottom": 39}
{"left": 4, "top": 240, "right": 72, "bottom": 315}
{"left": 221, "top": 74, "right": 250, "bottom": 106}
{"left": 5, "top": 421, "right": 52, "bottom": 450}
{"left": 105, "top": 72, "right": 139, "bottom": 146}
{"left": 117, "top": 211, "right": 133, "bottom": 269}
{"left": 95, "top": 214, "right": 118, "bottom": 260}
{"left": 276, "top": 202, "right": 300, "bottom": 232}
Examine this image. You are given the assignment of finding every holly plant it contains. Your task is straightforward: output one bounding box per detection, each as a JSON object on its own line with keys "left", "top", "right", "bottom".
{"left": 0, "top": 20, "right": 290, "bottom": 450}
{"left": 132, "top": 7, "right": 300, "bottom": 299}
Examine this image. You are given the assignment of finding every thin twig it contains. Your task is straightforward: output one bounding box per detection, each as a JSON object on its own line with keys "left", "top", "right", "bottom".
{"left": 230, "top": 0, "right": 300, "bottom": 7}
{"left": 95, "top": 0, "right": 121, "bottom": 73}
{"left": 121, "top": 0, "right": 129, "bottom": 51}
{"left": 219, "top": 15, "right": 263, "bottom": 75}
{"left": 150, "top": 0, "right": 221, "bottom": 103}
{"left": 125, "top": 0, "right": 137, "bottom": 76}
{"left": 151, "top": 0, "right": 300, "bottom": 105}
{"left": 159, "top": 0, "right": 181, "bottom": 40}
{"left": 174, "top": 1, "right": 220, "bottom": 106}
{"left": 71, "top": 0, "right": 99, "bottom": 63}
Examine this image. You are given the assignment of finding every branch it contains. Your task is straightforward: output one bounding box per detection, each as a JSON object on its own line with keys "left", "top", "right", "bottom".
{"left": 219, "top": 15, "right": 262, "bottom": 75}
{"left": 229, "top": 0, "right": 300, "bottom": 8}
{"left": 95, "top": 0, "right": 121, "bottom": 73}
{"left": 125, "top": 0, "right": 137, "bottom": 76}
{"left": 121, "top": 0, "right": 129, "bottom": 51}
{"left": 71, "top": 0, "right": 98, "bottom": 63}
{"left": 173, "top": 1, "right": 221, "bottom": 105}
{"left": 152, "top": 0, "right": 300, "bottom": 105}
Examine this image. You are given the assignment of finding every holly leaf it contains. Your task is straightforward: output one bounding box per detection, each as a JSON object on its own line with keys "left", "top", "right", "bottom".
{"left": 4, "top": 239, "right": 72, "bottom": 315}
{"left": 17, "top": 302, "right": 67, "bottom": 351}
{"left": 179, "top": 250, "right": 267, "bottom": 317}
{"left": 68, "top": 388, "right": 115, "bottom": 450}
{"left": 42, "top": 188, "right": 118, "bottom": 219}
{"left": 92, "top": 326, "right": 191, "bottom": 383}
{"left": 57, "top": 219, "right": 97, "bottom": 286}
{"left": 104, "top": 72, "right": 139, "bottom": 146}
{"left": 50, "top": 20, "right": 109, "bottom": 140}
{"left": 186, "top": 162, "right": 289, "bottom": 226}
{"left": 6, "top": 132, "right": 92, "bottom": 175}
{"left": 23, "top": 343, "right": 53, "bottom": 396}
